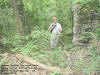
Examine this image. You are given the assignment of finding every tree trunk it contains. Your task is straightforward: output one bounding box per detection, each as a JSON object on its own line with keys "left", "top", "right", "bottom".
{"left": 72, "top": 4, "right": 82, "bottom": 46}
{"left": 99, "top": 0, "right": 100, "bottom": 6}
{"left": 17, "top": 0, "right": 31, "bottom": 34}
{"left": 10, "top": 0, "right": 24, "bottom": 35}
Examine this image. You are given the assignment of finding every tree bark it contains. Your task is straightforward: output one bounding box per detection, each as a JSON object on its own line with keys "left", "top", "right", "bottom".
{"left": 72, "top": 4, "right": 82, "bottom": 46}
{"left": 16, "top": 53, "right": 60, "bottom": 72}
{"left": 10, "top": 0, "right": 24, "bottom": 35}
{"left": 99, "top": 0, "right": 100, "bottom": 6}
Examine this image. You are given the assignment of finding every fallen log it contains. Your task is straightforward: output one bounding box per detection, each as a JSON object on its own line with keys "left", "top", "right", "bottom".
{"left": 15, "top": 53, "right": 60, "bottom": 72}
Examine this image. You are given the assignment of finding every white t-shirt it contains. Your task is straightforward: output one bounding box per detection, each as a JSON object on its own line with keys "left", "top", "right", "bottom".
{"left": 50, "top": 23, "right": 62, "bottom": 34}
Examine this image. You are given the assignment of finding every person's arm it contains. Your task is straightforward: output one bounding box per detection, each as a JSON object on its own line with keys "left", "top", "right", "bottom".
{"left": 59, "top": 24, "right": 62, "bottom": 32}
{"left": 58, "top": 24, "right": 62, "bottom": 36}
{"left": 48, "top": 24, "right": 52, "bottom": 31}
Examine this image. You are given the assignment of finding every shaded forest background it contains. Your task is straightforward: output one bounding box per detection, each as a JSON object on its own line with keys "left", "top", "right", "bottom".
{"left": 0, "top": 0, "right": 100, "bottom": 75}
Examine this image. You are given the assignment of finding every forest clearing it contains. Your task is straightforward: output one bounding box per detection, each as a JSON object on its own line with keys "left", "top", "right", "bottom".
{"left": 0, "top": 0, "right": 100, "bottom": 75}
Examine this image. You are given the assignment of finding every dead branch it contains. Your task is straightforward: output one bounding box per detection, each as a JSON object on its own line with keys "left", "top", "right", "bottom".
{"left": 15, "top": 53, "right": 60, "bottom": 72}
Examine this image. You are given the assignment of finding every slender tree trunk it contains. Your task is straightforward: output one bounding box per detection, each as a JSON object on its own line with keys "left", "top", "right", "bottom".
{"left": 99, "top": 0, "right": 100, "bottom": 6}
{"left": 10, "top": 0, "right": 24, "bottom": 35}
{"left": 18, "top": 0, "right": 31, "bottom": 34}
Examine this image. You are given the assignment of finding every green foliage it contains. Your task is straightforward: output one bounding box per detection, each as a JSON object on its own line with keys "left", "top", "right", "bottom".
{"left": 74, "top": 58, "right": 86, "bottom": 72}
{"left": 73, "top": 0, "right": 99, "bottom": 7}
{"left": 73, "top": 0, "right": 92, "bottom": 5}
{"left": 0, "top": 39, "right": 13, "bottom": 52}
{"left": 56, "top": 0, "right": 73, "bottom": 45}
{"left": 10, "top": 30, "right": 68, "bottom": 67}
{"left": 0, "top": 58, "right": 6, "bottom": 67}
{"left": 11, "top": 30, "right": 50, "bottom": 53}
{"left": 0, "top": 6, "right": 17, "bottom": 38}
{"left": 82, "top": 55, "right": 100, "bottom": 74}
{"left": 46, "top": 48, "right": 65, "bottom": 67}
{"left": 72, "top": 45, "right": 100, "bottom": 74}
{"left": 50, "top": 70, "right": 61, "bottom": 75}
{"left": 10, "top": 30, "right": 67, "bottom": 67}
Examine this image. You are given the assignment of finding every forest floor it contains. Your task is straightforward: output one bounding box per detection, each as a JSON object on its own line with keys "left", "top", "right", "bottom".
{"left": 0, "top": 47, "right": 100, "bottom": 75}
{"left": 0, "top": 53, "right": 51, "bottom": 75}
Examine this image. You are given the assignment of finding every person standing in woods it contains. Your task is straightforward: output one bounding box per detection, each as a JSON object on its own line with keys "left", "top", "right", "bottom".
{"left": 48, "top": 17, "right": 62, "bottom": 49}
